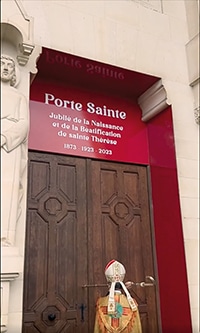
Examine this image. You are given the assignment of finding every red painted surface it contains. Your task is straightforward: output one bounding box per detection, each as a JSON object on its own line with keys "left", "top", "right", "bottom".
{"left": 29, "top": 79, "right": 149, "bottom": 164}
{"left": 147, "top": 108, "right": 192, "bottom": 333}
{"left": 35, "top": 48, "right": 159, "bottom": 99}
{"left": 29, "top": 47, "right": 192, "bottom": 333}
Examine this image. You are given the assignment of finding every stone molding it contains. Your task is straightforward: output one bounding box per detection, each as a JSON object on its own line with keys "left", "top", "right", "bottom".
{"left": 1, "top": 273, "right": 19, "bottom": 333}
{"left": 138, "top": 79, "right": 169, "bottom": 122}
{"left": 0, "top": 326, "right": 7, "bottom": 333}
{"left": 17, "top": 42, "right": 35, "bottom": 66}
{"left": 1, "top": 273, "right": 19, "bottom": 282}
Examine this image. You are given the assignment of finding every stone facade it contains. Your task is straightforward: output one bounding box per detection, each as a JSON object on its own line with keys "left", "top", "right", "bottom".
{"left": 1, "top": 0, "right": 199, "bottom": 332}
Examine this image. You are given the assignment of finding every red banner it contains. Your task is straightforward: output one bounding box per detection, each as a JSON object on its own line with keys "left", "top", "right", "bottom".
{"left": 28, "top": 81, "right": 149, "bottom": 164}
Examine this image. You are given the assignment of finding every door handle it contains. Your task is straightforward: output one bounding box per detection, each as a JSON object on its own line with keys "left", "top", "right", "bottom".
{"left": 82, "top": 283, "right": 108, "bottom": 288}
{"left": 140, "top": 276, "right": 156, "bottom": 287}
{"left": 126, "top": 276, "right": 156, "bottom": 288}
{"left": 79, "top": 303, "right": 87, "bottom": 322}
{"left": 82, "top": 276, "right": 156, "bottom": 289}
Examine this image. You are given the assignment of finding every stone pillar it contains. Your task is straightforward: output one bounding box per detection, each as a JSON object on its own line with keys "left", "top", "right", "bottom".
{"left": 1, "top": 1, "right": 41, "bottom": 332}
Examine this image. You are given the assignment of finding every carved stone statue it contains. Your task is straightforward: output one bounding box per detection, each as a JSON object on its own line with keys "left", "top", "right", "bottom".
{"left": 1, "top": 54, "right": 29, "bottom": 246}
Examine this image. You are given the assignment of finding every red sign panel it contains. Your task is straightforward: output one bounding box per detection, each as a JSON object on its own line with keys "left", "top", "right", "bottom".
{"left": 29, "top": 81, "right": 149, "bottom": 164}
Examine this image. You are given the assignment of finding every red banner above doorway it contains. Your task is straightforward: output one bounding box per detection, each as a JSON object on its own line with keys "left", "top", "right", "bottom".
{"left": 29, "top": 83, "right": 149, "bottom": 164}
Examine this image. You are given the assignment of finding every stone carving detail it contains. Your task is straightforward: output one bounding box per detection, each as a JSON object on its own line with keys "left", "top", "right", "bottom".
{"left": 1, "top": 14, "right": 41, "bottom": 333}
{"left": 194, "top": 106, "right": 200, "bottom": 124}
{"left": 17, "top": 43, "right": 35, "bottom": 66}
{"left": 1, "top": 54, "right": 29, "bottom": 246}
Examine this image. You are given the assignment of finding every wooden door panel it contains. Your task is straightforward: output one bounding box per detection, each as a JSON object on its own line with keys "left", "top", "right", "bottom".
{"left": 23, "top": 153, "right": 159, "bottom": 332}
{"left": 87, "top": 160, "right": 158, "bottom": 332}
{"left": 23, "top": 152, "right": 88, "bottom": 333}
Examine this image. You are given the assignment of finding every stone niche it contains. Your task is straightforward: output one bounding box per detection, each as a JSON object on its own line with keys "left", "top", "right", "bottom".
{"left": 1, "top": 2, "right": 41, "bottom": 331}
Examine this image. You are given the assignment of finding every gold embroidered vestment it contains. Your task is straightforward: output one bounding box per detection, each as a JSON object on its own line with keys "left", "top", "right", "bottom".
{"left": 94, "top": 294, "right": 142, "bottom": 333}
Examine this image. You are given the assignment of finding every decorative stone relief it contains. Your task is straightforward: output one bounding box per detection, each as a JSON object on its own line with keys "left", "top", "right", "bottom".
{"left": 1, "top": 18, "right": 41, "bottom": 250}
{"left": 1, "top": 54, "right": 29, "bottom": 247}
{"left": 194, "top": 106, "right": 200, "bottom": 125}
{"left": 1, "top": 11, "right": 41, "bottom": 332}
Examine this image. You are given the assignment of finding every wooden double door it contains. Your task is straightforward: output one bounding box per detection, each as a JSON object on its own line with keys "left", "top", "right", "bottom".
{"left": 23, "top": 151, "right": 159, "bottom": 332}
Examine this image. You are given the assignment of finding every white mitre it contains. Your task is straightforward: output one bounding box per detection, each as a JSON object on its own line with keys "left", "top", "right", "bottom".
{"left": 105, "top": 260, "right": 137, "bottom": 314}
